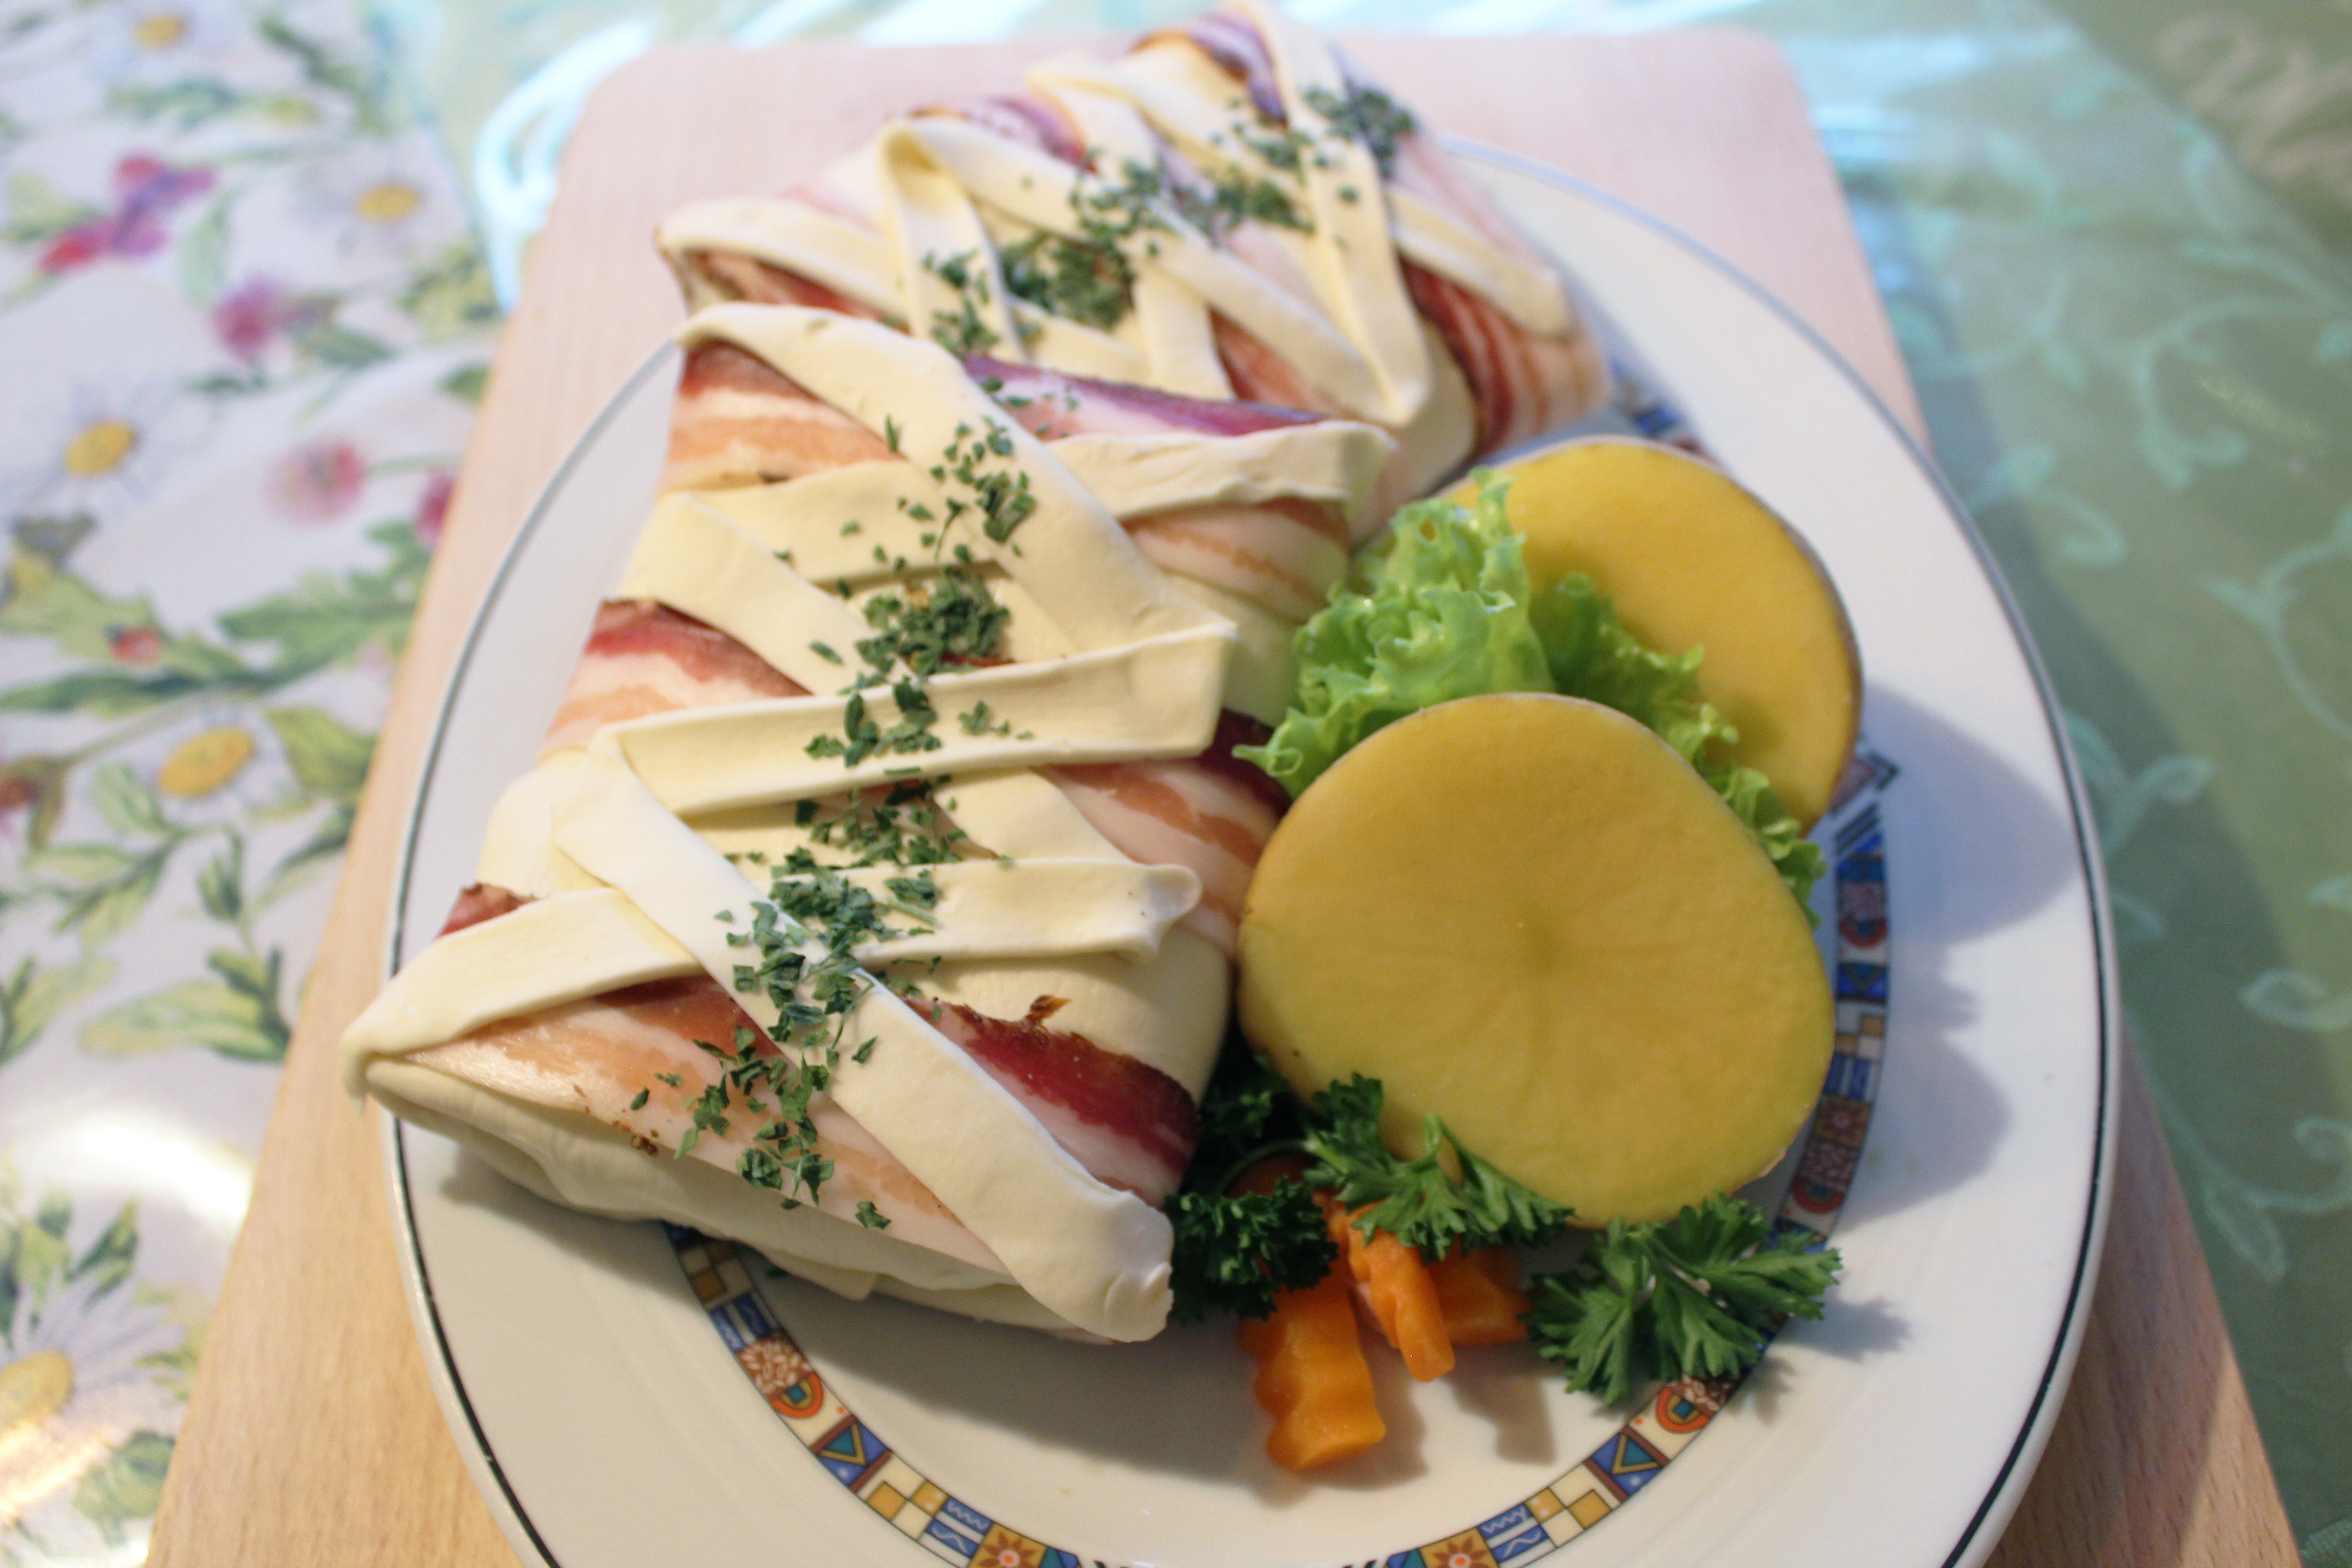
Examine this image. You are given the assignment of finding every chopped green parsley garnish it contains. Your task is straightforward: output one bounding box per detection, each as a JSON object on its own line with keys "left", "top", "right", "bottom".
{"left": 1301, "top": 82, "right": 1417, "bottom": 178}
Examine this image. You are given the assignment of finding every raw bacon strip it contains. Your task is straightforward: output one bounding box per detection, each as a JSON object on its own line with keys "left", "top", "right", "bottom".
{"left": 424, "top": 881, "right": 1195, "bottom": 1210}
{"left": 442, "top": 882, "right": 528, "bottom": 935}
{"left": 1047, "top": 712, "right": 1284, "bottom": 954}
{"left": 409, "top": 972, "right": 1002, "bottom": 1271}
{"left": 1406, "top": 260, "right": 1602, "bottom": 456}
{"left": 542, "top": 599, "right": 807, "bottom": 755}
{"left": 964, "top": 354, "right": 1322, "bottom": 440}
{"left": 1175, "top": 12, "right": 1284, "bottom": 122}
{"left": 925, "top": 96, "right": 1087, "bottom": 167}
{"left": 1125, "top": 495, "right": 1347, "bottom": 624}
{"left": 918, "top": 999, "right": 1199, "bottom": 1201}
{"left": 663, "top": 340, "right": 896, "bottom": 490}
{"left": 675, "top": 249, "right": 886, "bottom": 319}
{"left": 1211, "top": 313, "right": 1353, "bottom": 419}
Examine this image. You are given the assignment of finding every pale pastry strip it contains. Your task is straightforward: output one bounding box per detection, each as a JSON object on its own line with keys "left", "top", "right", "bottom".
{"left": 923, "top": 768, "right": 1131, "bottom": 860}
{"left": 619, "top": 495, "right": 876, "bottom": 693}
{"left": 877, "top": 123, "right": 1023, "bottom": 360}
{"left": 1159, "top": 576, "right": 1297, "bottom": 727}
{"left": 1049, "top": 424, "right": 1390, "bottom": 516}
{"left": 699, "top": 421, "right": 1386, "bottom": 584}
{"left": 1387, "top": 188, "right": 1573, "bottom": 337}
{"left": 1240, "top": 1, "right": 1427, "bottom": 425}
{"left": 680, "top": 306, "right": 1228, "bottom": 653}
{"left": 783, "top": 858, "right": 1202, "bottom": 962}
{"left": 550, "top": 746, "right": 1173, "bottom": 1342}
{"left": 657, "top": 198, "right": 901, "bottom": 315}
{"left": 1011, "top": 302, "right": 1152, "bottom": 383}
{"left": 1020, "top": 65, "right": 1233, "bottom": 399}
{"left": 598, "top": 623, "right": 1231, "bottom": 815}
{"left": 477, "top": 753, "right": 603, "bottom": 898}
{"left": 342, "top": 889, "right": 695, "bottom": 1086}
{"left": 341, "top": 856, "right": 1200, "bottom": 1063}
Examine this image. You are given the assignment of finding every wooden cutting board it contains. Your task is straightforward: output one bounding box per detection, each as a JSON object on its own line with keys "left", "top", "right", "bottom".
{"left": 147, "top": 29, "right": 2295, "bottom": 1568}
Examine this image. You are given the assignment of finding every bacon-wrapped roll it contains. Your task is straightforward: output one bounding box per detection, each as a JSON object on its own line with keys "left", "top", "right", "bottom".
{"left": 343, "top": 305, "right": 1391, "bottom": 1342}
{"left": 658, "top": 2, "right": 1606, "bottom": 522}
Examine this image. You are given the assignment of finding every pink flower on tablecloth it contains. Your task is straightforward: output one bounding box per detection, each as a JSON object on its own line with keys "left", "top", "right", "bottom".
{"left": 39, "top": 156, "right": 214, "bottom": 275}
{"left": 110, "top": 627, "right": 163, "bottom": 666}
{"left": 211, "top": 278, "right": 322, "bottom": 359}
{"left": 271, "top": 440, "right": 365, "bottom": 522}
{"left": 414, "top": 469, "right": 455, "bottom": 547}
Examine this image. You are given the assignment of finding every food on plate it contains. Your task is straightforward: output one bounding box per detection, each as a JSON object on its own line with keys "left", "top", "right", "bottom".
{"left": 1172, "top": 1048, "right": 1840, "bottom": 1460}
{"left": 345, "top": 1, "right": 1856, "bottom": 1481}
{"left": 1235, "top": 1254, "right": 1387, "bottom": 1470}
{"left": 1173, "top": 470, "right": 1844, "bottom": 1465}
{"left": 1241, "top": 477, "right": 1829, "bottom": 906}
{"left": 1444, "top": 437, "right": 1861, "bottom": 826}
{"left": 1236, "top": 691, "right": 1836, "bottom": 1225}
{"left": 341, "top": 303, "right": 1396, "bottom": 1342}
{"left": 656, "top": 0, "right": 1609, "bottom": 514}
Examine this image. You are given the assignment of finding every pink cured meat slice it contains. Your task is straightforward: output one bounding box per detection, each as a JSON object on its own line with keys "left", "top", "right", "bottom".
{"left": 543, "top": 599, "right": 808, "bottom": 755}
{"left": 963, "top": 353, "right": 1322, "bottom": 440}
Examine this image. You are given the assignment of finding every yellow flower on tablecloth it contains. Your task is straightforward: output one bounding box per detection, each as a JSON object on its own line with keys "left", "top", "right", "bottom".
{"left": 157, "top": 728, "right": 254, "bottom": 799}
{"left": 129, "top": 11, "right": 187, "bottom": 51}
{"left": 354, "top": 180, "right": 423, "bottom": 225}
{"left": 62, "top": 419, "right": 137, "bottom": 480}
{"left": 0, "top": 1351, "right": 73, "bottom": 1451}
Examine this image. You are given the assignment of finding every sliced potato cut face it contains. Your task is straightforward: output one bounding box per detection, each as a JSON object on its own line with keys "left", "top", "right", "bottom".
{"left": 1237, "top": 693, "right": 1832, "bottom": 1225}
{"left": 1448, "top": 437, "right": 1860, "bottom": 827}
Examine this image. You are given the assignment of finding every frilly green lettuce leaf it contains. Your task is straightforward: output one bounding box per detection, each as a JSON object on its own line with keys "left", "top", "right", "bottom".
{"left": 1234, "top": 484, "right": 1550, "bottom": 796}
{"left": 1241, "top": 472, "right": 1823, "bottom": 908}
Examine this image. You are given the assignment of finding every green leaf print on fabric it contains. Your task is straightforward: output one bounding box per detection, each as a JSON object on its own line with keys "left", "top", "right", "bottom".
{"left": 399, "top": 241, "right": 499, "bottom": 339}
{"left": 81, "top": 962, "right": 289, "bottom": 1063}
{"left": 0, "top": 956, "right": 116, "bottom": 1069}
{"left": 70, "top": 1431, "right": 173, "bottom": 1546}
{"left": 261, "top": 705, "right": 372, "bottom": 802}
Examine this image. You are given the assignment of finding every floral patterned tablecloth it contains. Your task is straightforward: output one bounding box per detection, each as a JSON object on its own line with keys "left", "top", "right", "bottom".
{"left": 5, "top": 0, "right": 2352, "bottom": 1563}
{"left": 0, "top": 2, "right": 493, "bottom": 1559}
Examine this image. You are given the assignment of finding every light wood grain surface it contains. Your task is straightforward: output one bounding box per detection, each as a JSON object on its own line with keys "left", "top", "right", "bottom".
{"left": 147, "top": 30, "right": 2293, "bottom": 1567}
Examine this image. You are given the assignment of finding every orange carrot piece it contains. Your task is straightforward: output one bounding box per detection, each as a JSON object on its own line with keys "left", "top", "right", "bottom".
{"left": 1428, "top": 1246, "right": 1532, "bottom": 1346}
{"left": 1236, "top": 1259, "right": 1387, "bottom": 1470}
{"left": 1325, "top": 1203, "right": 1456, "bottom": 1382}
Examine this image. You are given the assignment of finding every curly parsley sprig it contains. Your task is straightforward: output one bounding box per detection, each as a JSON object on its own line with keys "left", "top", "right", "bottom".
{"left": 1167, "top": 1045, "right": 1565, "bottom": 1322}
{"left": 1523, "top": 1196, "right": 1842, "bottom": 1405}
{"left": 1303, "top": 1076, "right": 1571, "bottom": 1258}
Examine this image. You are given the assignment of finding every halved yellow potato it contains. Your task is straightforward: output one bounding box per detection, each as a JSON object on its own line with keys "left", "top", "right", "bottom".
{"left": 1237, "top": 693, "right": 1832, "bottom": 1225}
{"left": 1446, "top": 437, "right": 1860, "bottom": 827}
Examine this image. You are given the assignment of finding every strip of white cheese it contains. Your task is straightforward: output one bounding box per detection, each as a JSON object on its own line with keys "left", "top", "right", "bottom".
{"left": 339, "top": 856, "right": 1200, "bottom": 1069}
{"left": 619, "top": 495, "right": 877, "bottom": 693}
{"left": 342, "top": 889, "right": 694, "bottom": 1091}
{"left": 550, "top": 747, "right": 1173, "bottom": 1341}
{"left": 599, "top": 624, "right": 1230, "bottom": 815}
{"left": 477, "top": 752, "right": 603, "bottom": 897}
{"left": 657, "top": 197, "right": 901, "bottom": 315}
{"left": 366, "top": 1061, "right": 1035, "bottom": 1304}
{"left": 1243, "top": 1, "right": 1430, "bottom": 427}
{"left": 1050, "top": 422, "right": 1390, "bottom": 517}
{"left": 877, "top": 122, "right": 1023, "bottom": 362}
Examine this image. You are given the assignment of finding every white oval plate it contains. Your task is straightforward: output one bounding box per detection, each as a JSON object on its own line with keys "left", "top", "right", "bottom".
{"left": 380, "top": 147, "right": 2116, "bottom": 1568}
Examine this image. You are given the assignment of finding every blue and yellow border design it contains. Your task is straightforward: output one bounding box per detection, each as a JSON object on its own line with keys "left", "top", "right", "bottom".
{"left": 664, "top": 746, "right": 1899, "bottom": 1568}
